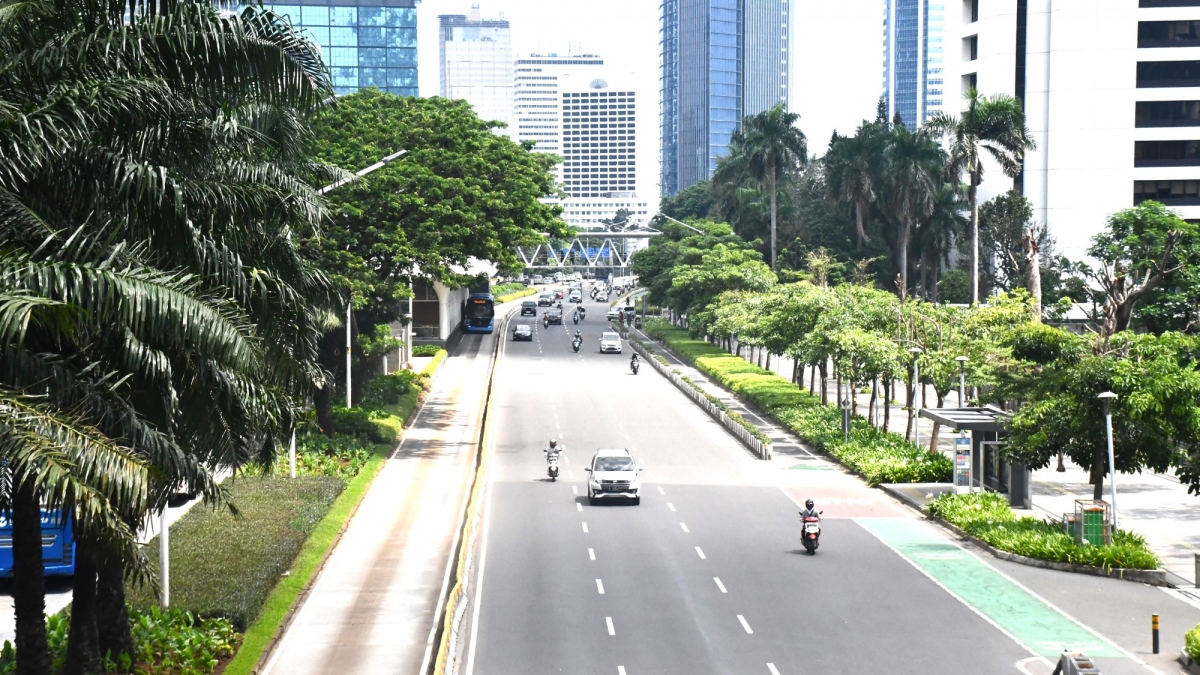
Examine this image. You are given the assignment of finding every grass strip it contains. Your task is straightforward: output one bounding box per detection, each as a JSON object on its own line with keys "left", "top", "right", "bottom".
{"left": 644, "top": 318, "right": 950, "bottom": 485}
{"left": 927, "top": 492, "right": 1159, "bottom": 570}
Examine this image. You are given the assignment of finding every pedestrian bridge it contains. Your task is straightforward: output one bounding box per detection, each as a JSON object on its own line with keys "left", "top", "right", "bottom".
{"left": 516, "top": 230, "right": 660, "bottom": 269}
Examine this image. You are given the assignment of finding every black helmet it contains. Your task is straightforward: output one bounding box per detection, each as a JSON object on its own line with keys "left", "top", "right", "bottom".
{"left": 805, "top": 499, "right": 814, "bottom": 509}
{"left": 549, "top": 439, "right": 558, "bottom": 448}
{"left": 575, "top": 330, "right": 582, "bottom": 336}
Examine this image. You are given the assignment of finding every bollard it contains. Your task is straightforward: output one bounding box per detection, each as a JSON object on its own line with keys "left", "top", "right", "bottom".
{"left": 1195, "top": 553, "right": 1200, "bottom": 588}
{"left": 1152, "top": 613, "right": 1159, "bottom": 654}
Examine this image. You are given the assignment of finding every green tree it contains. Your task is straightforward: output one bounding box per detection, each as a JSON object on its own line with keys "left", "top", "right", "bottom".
{"left": 660, "top": 181, "right": 714, "bottom": 220}
{"left": 879, "top": 122, "right": 943, "bottom": 300}
{"left": 927, "top": 89, "right": 1036, "bottom": 305}
{"left": 712, "top": 105, "right": 808, "bottom": 269}
{"left": 668, "top": 243, "right": 776, "bottom": 332}
{"left": 914, "top": 183, "right": 967, "bottom": 301}
{"left": 824, "top": 122, "right": 885, "bottom": 250}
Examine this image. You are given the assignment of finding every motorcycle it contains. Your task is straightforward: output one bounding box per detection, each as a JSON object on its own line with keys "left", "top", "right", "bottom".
{"left": 801, "top": 513, "right": 823, "bottom": 554}
{"left": 630, "top": 359, "right": 640, "bottom": 375}
{"left": 579, "top": 307, "right": 586, "bottom": 320}
{"left": 573, "top": 312, "right": 579, "bottom": 325}
{"left": 634, "top": 316, "right": 642, "bottom": 329}
{"left": 572, "top": 337, "right": 582, "bottom": 352}
{"left": 547, "top": 453, "right": 560, "bottom": 481}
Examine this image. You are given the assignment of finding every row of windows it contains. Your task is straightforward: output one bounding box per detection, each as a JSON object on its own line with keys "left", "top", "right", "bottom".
{"left": 295, "top": 26, "right": 415, "bottom": 48}
{"left": 1135, "top": 179, "right": 1200, "bottom": 205}
{"left": 1139, "top": 0, "right": 1200, "bottom": 6}
{"left": 1137, "top": 100, "right": 1200, "bottom": 126}
{"left": 1135, "top": 139, "right": 1200, "bottom": 165}
{"left": 266, "top": 5, "right": 415, "bottom": 28}
{"left": 331, "top": 66, "right": 414, "bottom": 89}
{"left": 322, "top": 47, "right": 414, "bottom": 69}
{"left": 1139, "top": 21, "right": 1200, "bottom": 48}
{"left": 1137, "top": 60, "right": 1200, "bottom": 87}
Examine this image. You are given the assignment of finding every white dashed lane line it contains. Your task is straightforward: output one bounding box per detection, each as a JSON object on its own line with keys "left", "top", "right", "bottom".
{"left": 667, "top": 503, "right": 676, "bottom": 512}
{"left": 582, "top": 522, "right": 588, "bottom": 533}
{"left": 596, "top": 579, "right": 605, "bottom": 594}
{"left": 695, "top": 547, "right": 706, "bottom": 560}
{"left": 572, "top": 486, "right": 578, "bottom": 495}
{"left": 679, "top": 522, "right": 689, "bottom": 533}
{"left": 738, "top": 615, "right": 754, "bottom": 634}
{"left": 618, "top": 668, "right": 627, "bottom": 675}
{"left": 767, "top": 665, "right": 781, "bottom": 675}
{"left": 576, "top": 503, "right": 583, "bottom": 512}
{"left": 588, "top": 548, "right": 596, "bottom": 561}
{"left": 606, "top": 617, "right": 616, "bottom": 636}
{"left": 657, "top": 486, "right": 665, "bottom": 495}
{"left": 714, "top": 578, "right": 727, "bottom": 593}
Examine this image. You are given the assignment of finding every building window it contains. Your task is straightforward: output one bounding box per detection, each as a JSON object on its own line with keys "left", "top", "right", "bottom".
{"left": 1134, "top": 179, "right": 1200, "bottom": 205}
{"left": 962, "top": 72, "right": 977, "bottom": 95}
{"left": 965, "top": 35, "right": 978, "bottom": 61}
{"left": 1137, "top": 60, "right": 1200, "bottom": 87}
{"left": 1135, "top": 139, "right": 1200, "bottom": 166}
{"left": 1139, "top": 21, "right": 1200, "bottom": 48}
{"left": 1136, "top": 100, "right": 1200, "bottom": 127}
{"left": 1140, "top": 0, "right": 1200, "bottom": 6}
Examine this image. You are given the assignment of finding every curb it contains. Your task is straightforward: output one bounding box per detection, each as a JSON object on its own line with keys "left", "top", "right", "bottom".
{"left": 630, "top": 339, "right": 771, "bottom": 460}
{"left": 1181, "top": 648, "right": 1200, "bottom": 674}
{"left": 876, "top": 484, "right": 1170, "bottom": 587}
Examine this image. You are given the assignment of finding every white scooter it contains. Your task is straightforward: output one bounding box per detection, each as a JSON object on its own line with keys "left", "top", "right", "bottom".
{"left": 547, "top": 453, "right": 560, "bottom": 481}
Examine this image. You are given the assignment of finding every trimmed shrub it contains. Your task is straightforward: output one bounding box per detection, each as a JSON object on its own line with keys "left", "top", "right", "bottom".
{"left": 413, "top": 344, "right": 445, "bottom": 357}
{"left": 331, "top": 406, "right": 392, "bottom": 443}
{"left": 491, "top": 282, "right": 526, "bottom": 296}
{"left": 129, "top": 477, "right": 345, "bottom": 630}
{"left": 362, "top": 370, "right": 420, "bottom": 409}
{"left": 1187, "top": 623, "right": 1200, "bottom": 662}
{"left": 927, "top": 492, "right": 1159, "bottom": 570}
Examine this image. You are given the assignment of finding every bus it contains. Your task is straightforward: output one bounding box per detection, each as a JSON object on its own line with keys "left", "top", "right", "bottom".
{"left": 0, "top": 509, "right": 76, "bottom": 577}
{"left": 463, "top": 293, "right": 496, "bottom": 334}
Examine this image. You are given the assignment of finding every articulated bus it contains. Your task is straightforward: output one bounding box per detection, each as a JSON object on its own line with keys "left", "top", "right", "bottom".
{"left": 0, "top": 509, "right": 76, "bottom": 577}
{"left": 463, "top": 293, "right": 496, "bottom": 334}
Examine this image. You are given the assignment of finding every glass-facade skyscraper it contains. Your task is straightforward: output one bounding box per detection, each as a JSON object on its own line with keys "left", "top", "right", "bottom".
{"left": 438, "top": 8, "right": 512, "bottom": 125}
{"left": 259, "top": 0, "right": 417, "bottom": 97}
{"left": 660, "top": 0, "right": 789, "bottom": 196}
{"left": 883, "top": 0, "right": 944, "bottom": 129}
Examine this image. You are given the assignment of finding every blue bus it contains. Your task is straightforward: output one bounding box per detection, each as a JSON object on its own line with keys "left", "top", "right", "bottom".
{"left": 0, "top": 509, "right": 76, "bottom": 577}
{"left": 464, "top": 293, "right": 496, "bottom": 334}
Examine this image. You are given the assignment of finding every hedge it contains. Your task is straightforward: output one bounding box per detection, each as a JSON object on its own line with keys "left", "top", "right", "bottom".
{"left": 927, "top": 492, "right": 1159, "bottom": 570}
{"left": 412, "top": 344, "right": 444, "bottom": 357}
{"left": 496, "top": 287, "right": 537, "bottom": 304}
{"left": 1187, "top": 623, "right": 1200, "bottom": 662}
{"left": 644, "top": 319, "right": 951, "bottom": 485}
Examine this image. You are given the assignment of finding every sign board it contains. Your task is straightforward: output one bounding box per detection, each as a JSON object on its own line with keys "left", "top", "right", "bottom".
{"left": 954, "top": 432, "right": 972, "bottom": 493}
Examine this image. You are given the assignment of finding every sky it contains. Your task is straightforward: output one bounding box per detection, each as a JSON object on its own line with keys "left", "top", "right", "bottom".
{"left": 415, "top": 0, "right": 886, "bottom": 199}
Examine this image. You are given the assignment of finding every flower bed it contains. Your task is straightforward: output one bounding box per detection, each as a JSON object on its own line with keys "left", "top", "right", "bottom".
{"left": 644, "top": 319, "right": 951, "bottom": 485}
{"left": 927, "top": 492, "right": 1159, "bottom": 570}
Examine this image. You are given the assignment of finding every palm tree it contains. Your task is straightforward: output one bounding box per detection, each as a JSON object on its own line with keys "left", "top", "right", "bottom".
{"left": 926, "top": 89, "right": 1035, "bottom": 305}
{"left": 713, "top": 105, "right": 808, "bottom": 269}
{"left": 824, "top": 122, "right": 885, "bottom": 250}
{"left": 880, "top": 121, "right": 944, "bottom": 300}
{"left": 914, "top": 183, "right": 968, "bottom": 301}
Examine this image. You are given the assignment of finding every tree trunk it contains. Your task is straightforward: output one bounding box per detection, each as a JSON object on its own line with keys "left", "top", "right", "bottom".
{"left": 905, "top": 370, "right": 914, "bottom": 442}
{"left": 13, "top": 476, "right": 51, "bottom": 675}
{"left": 1091, "top": 443, "right": 1106, "bottom": 501}
{"left": 928, "top": 392, "right": 945, "bottom": 455}
{"left": 898, "top": 222, "right": 910, "bottom": 301}
{"left": 854, "top": 201, "right": 870, "bottom": 250}
{"left": 1056, "top": 450, "right": 1066, "bottom": 472}
{"left": 65, "top": 542, "right": 102, "bottom": 675}
{"left": 765, "top": 352, "right": 771, "bottom": 372}
{"left": 95, "top": 554, "right": 133, "bottom": 668}
{"left": 809, "top": 364, "right": 816, "bottom": 395}
{"left": 969, "top": 177, "right": 980, "bottom": 305}
{"left": 769, "top": 166, "right": 778, "bottom": 270}
{"left": 792, "top": 359, "right": 799, "bottom": 385}
{"left": 1024, "top": 230, "right": 1043, "bottom": 323}
{"left": 869, "top": 378, "right": 879, "bottom": 426}
{"left": 883, "top": 378, "right": 892, "bottom": 431}
{"left": 819, "top": 362, "right": 828, "bottom": 406}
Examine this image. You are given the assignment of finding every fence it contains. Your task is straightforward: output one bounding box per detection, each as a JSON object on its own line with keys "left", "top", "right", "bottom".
{"left": 630, "top": 340, "right": 772, "bottom": 460}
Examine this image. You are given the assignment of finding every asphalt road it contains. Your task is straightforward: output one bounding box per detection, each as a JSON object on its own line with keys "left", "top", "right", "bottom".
{"left": 465, "top": 288, "right": 1200, "bottom": 675}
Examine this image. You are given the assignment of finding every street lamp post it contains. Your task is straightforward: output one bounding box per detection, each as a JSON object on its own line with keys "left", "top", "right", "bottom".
{"left": 955, "top": 355, "right": 969, "bottom": 407}
{"left": 909, "top": 347, "right": 923, "bottom": 448}
{"left": 1098, "top": 391, "right": 1120, "bottom": 530}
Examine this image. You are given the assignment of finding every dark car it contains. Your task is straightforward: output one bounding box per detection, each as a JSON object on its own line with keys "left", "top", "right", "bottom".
{"left": 544, "top": 307, "right": 563, "bottom": 325}
{"left": 538, "top": 293, "right": 554, "bottom": 307}
{"left": 521, "top": 300, "right": 537, "bottom": 316}
{"left": 512, "top": 324, "right": 534, "bottom": 341}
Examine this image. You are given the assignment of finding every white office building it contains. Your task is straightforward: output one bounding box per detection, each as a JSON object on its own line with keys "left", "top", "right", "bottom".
{"left": 883, "top": 0, "right": 947, "bottom": 129}
{"left": 438, "top": 7, "right": 512, "bottom": 126}
{"left": 950, "top": 0, "right": 1200, "bottom": 260}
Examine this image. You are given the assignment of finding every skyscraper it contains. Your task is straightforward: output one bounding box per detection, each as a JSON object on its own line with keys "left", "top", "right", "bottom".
{"left": 882, "top": 0, "right": 945, "bottom": 129}
{"left": 660, "top": 0, "right": 790, "bottom": 196}
{"left": 513, "top": 53, "right": 604, "bottom": 154}
{"left": 438, "top": 7, "right": 512, "bottom": 125}
{"left": 256, "top": 0, "right": 418, "bottom": 96}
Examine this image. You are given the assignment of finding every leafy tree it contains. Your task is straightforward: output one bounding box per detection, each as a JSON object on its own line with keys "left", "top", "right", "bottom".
{"left": 927, "top": 90, "right": 1036, "bottom": 305}
{"left": 915, "top": 183, "right": 967, "bottom": 301}
{"left": 879, "top": 121, "right": 943, "bottom": 300}
{"left": 976, "top": 190, "right": 1056, "bottom": 318}
{"left": 668, "top": 243, "right": 776, "bottom": 332}
{"left": 825, "top": 122, "right": 885, "bottom": 250}
{"left": 631, "top": 219, "right": 747, "bottom": 308}
{"left": 712, "top": 105, "right": 808, "bottom": 269}
{"left": 660, "top": 181, "right": 714, "bottom": 220}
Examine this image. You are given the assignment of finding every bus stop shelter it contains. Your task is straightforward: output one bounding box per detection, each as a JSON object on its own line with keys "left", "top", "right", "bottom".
{"left": 919, "top": 406, "right": 1031, "bottom": 509}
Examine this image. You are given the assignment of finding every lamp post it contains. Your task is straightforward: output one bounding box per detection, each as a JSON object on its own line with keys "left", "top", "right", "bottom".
{"left": 909, "top": 347, "right": 923, "bottom": 448}
{"left": 955, "top": 355, "right": 969, "bottom": 407}
{"left": 1098, "top": 391, "right": 1120, "bottom": 530}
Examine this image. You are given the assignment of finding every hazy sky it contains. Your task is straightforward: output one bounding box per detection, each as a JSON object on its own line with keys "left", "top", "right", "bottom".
{"left": 415, "top": 0, "right": 886, "bottom": 197}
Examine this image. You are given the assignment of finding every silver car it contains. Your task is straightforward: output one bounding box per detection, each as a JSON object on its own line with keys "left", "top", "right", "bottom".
{"left": 585, "top": 449, "right": 641, "bottom": 504}
{"left": 599, "top": 331, "right": 622, "bottom": 354}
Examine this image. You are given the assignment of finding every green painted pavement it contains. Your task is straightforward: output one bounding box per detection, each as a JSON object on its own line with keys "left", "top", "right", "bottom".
{"left": 858, "top": 518, "right": 1123, "bottom": 659}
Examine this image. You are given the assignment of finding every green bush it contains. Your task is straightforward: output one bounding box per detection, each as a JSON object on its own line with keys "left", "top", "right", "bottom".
{"left": 927, "top": 492, "right": 1159, "bottom": 570}
{"left": 128, "top": 477, "right": 345, "bottom": 630}
{"left": 491, "top": 282, "right": 526, "bottom": 296}
{"left": 644, "top": 318, "right": 951, "bottom": 485}
{"left": 0, "top": 613, "right": 68, "bottom": 674}
{"left": 244, "top": 432, "right": 373, "bottom": 480}
{"left": 1187, "top": 623, "right": 1200, "bottom": 662}
{"left": 331, "top": 406, "right": 392, "bottom": 443}
{"left": 413, "top": 344, "right": 445, "bottom": 357}
{"left": 362, "top": 370, "right": 420, "bottom": 409}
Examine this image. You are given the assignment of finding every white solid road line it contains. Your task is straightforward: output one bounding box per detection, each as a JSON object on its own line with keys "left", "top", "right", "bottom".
{"left": 576, "top": 503, "right": 583, "bottom": 512}
{"left": 695, "top": 547, "right": 706, "bottom": 559}
{"left": 596, "top": 579, "right": 605, "bottom": 594}
{"left": 714, "top": 578, "right": 727, "bottom": 593}
{"left": 767, "top": 664, "right": 781, "bottom": 675}
{"left": 588, "top": 548, "right": 596, "bottom": 561}
{"left": 738, "top": 615, "right": 754, "bottom": 634}
{"left": 679, "top": 522, "right": 689, "bottom": 533}
{"left": 606, "top": 617, "right": 616, "bottom": 636}
{"left": 667, "top": 503, "right": 676, "bottom": 512}
{"left": 657, "top": 486, "right": 665, "bottom": 495}
{"left": 582, "top": 522, "right": 589, "bottom": 533}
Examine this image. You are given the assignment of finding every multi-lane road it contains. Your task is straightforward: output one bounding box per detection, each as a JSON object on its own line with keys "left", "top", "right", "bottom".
{"left": 461, "top": 288, "right": 1200, "bottom": 675}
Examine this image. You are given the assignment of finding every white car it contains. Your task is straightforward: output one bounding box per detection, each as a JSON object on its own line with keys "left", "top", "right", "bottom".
{"left": 599, "top": 331, "right": 622, "bottom": 353}
{"left": 596, "top": 292, "right": 609, "bottom": 303}
{"left": 605, "top": 307, "right": 622, "bottom": 321}
{"left": 585, "top": 449, "right": 641, "bottom": 504}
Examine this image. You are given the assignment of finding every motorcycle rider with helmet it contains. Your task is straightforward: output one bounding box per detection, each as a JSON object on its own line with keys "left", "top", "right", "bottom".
{"left": 800, "top": 499, "right": 820, "bottom": 520}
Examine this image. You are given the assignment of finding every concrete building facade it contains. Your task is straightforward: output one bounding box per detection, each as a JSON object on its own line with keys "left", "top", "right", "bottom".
{"left": 438, "top": 6, "right": 513, "bottom": 125}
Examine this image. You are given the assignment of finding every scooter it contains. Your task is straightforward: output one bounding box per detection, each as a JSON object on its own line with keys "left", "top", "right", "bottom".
{"left": 547, "top": 454, "right": 560, "bottom": 481}
{"left": 634, "top": 316, "right": 642, "bottom": 329}
{"left": 801, "top": 513, "right": 823, "bottom": 554}
{"left": 579, "top": 308, "right": 586, "bottom": 320}
{"left": 572, "top": 337, "right": 582, "bottom": 352}
{"left": 573, "top": 312, "right": 579, "bottom": 325}
{"left": 630, "top": 359, "right": 640, "bottom": 375}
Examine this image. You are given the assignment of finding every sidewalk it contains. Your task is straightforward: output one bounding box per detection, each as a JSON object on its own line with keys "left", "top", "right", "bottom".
{"left": 653, "top": 324, "right": 1200, "bottom": 585}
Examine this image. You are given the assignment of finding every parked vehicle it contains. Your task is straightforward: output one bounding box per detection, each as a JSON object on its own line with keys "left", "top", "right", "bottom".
{"left": 585, "top": 448, "right": 641, "bottom": 505}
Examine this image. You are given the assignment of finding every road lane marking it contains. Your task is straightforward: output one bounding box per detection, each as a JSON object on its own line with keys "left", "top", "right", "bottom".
{"left": 588, "top": 548, "right": 595, "bottom": 560}
{"left": 576, "top": 503, "right": 583, "bottom": 512}
{"left": 767, "top": 665, "right": 781, "bottom": 675}
{"left": 582, "top": 522, "right": 588, "bottom": 533}
{"left": 572, "top": 486, "right": 578, "bottom": 495}
{"left": 667, "top": 503, "right": 676, "bottom": 512}
{"left": 679, "top": 522, "right": 689, "bottom": 533}
{"left": 737, "top": 615, "right": 753, "bottom": 634}
{"left": 618, "top": 668, "right": 627, "bottom": 675}
{"left": 596, "top": 579, "right": 605, "bottom": 594}
{"left": 695, "top": 547, "right": 706, "bottom": 559}
{"left": 714, "top": 577, "right": 727, "bottom": 593}
{"left": 657, "top": 486, "right": 665, "bottom": 495}
{"left": 606, "top": 617, "right": 615, "bottom": 636}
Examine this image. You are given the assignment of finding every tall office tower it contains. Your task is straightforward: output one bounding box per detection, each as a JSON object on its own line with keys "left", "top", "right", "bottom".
{"left": 659, "top": 0, "right": 790, "bottom": 196}
{"left": 882, "top": 0, "right": 945, "bottom": 129}
{"left": 256, "top": 0, "right": 417, "bottom": 96}
{"left": 513, "top": 53, "right": 605, "bottom": 154}
{"left": 438, "top": 6, "right": 513, "bottom": 125}
{"left": 950, "top": 0, "right": 1200, "bottom": 261}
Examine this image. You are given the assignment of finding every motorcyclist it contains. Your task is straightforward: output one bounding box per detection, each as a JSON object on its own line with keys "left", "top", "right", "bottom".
{"left": 630, "top": 352, "right": 640, "bottom": 368}
{"left": 579, "top": 306, "right": 587, "bottom": 320}
{"left": 800, "top": 499, "right": 821, "bottom": 520}
{"left": 544, "top": 439, "right": 561, "bottom": 460}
